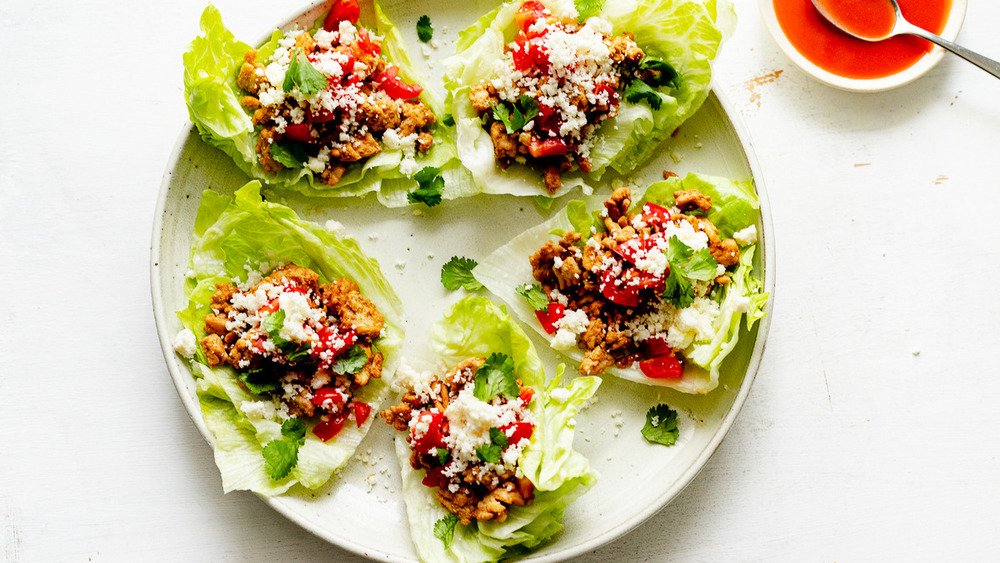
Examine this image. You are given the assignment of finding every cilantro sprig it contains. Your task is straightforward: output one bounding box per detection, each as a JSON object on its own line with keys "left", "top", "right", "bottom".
{"left": 639, "top": 57, "right": 679, "bottom": 89}
{"left": 476, "top": 427, "right": 509, "bottom": 464}
{"left": 624, "top": 79, "right": 663, "bottom": 111}
{"left": 260, "top": 309, "right": 311, "bottom": 361}
{"left": 269, "top": 141, "right": 309, "bottom": 168}
{"left": 283, "top": 50, "right": 328, "bottom": 96}
{"left": 641, "top": 404, "right": 680, "bottom": 446}
{"left": 416, "top": 15, "right": 434, "bottom": 42}
{"left": 433, "top": 514, "right": 459, "bottom": 548}
{"left": 662, "top": 236, "right": 719, "bottom": 309}
{"left": 237, "top": 369, "right": 280, "bottom": 395}
{"left": 332, "top": 345, "right": 368, "bottom": 375}
{"left": 441, "top": 256, "right": 483, "bottom": 292}
{"left": 491, "top": 95, "right": 539, "bottom": 134}
{"left": 472, "top": 353, "right": 518, "bottom": 402}
{"left": 262, "top": 418, "right": 308, "bottom": 480}
{"left": 515, "top": 283, "right": 549, "bottom": 312}
{"left": 408, "top": 166, "right": 445, "bottom": 207}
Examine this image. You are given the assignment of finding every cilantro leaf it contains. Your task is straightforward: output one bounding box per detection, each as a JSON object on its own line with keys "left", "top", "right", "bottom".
{"left": 281, "top": 417, "right": 307, "bottom": 442}
{"left": 416, "top": 15, "right": 433, "bottom": 42}
{"left": 332, "top": 345, "right": 369, "bottom": 375}
{"left": 433, "top": 514, "right": 459, "bottom": 548}
{"left": 491, "top": 96, "right": 539, "bottom": 133}
{"left": 517, "top": 94, "right": 539, "bottom": 123}
{"left": 261, "top": 309, "right": 289, "bottom": 346}
{"left": 473, "top": 353, "right": 518, "bottom": 402}
{"left": 574, "top": 0, "right": 606, "bottom": 20}
{"left": 283, "top": 50, "right": 328, "bottom": 95}
{"left": 408, "top": 166, "right": 445, "bottom": 207}
{"left": 269, "top": 141, "right": 309, "bottom": 169}
{"left": 515, "top": 283, "right": 549, "bottom": 312}
{"left": 441, "top": 256, "right": 483, "bottom": 292}
{"left": 237, "top": 369, "right": 280, "bottom": 395}
{"left": 442, "top": 113, "right": 455, "bottom": 127}
{"left": 476, "top": 443, "right": 502, "bottom": 464}
{"left": 489, "top": 427, "right": 509, "bottom": 449}
{"left": 624, "top": 79, "right": 662, "bottom": 110}
{"left": 639, "top": 57, "right": 679, "bottom": 88}
{"left": 262, "top": 439, "right": 300, "bottom": 480}
{"left": 436, "top": 448, "right": 451, "bottom": 465}
{"left": 662, "top": 236, "right": 719, "bottom": 308}
{"left": 641, "top": 404, "right": 679, "bottom": 446}
{"left": 284, "top": 344, "right": 312, "bottom": 363}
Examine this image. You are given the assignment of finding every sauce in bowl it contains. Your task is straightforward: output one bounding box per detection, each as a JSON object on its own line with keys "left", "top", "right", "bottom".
{"left": 773, "top": 0, "right": 952, "bottom": 79}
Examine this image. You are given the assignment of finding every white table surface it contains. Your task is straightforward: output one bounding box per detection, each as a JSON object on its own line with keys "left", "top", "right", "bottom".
{"left": 3, "top": 0, "right": 1000, "bottom": 560}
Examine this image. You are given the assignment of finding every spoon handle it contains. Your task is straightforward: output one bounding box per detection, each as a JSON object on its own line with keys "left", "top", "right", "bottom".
{"left": 900, "top": 24, "right": 1000, "bottom": 80}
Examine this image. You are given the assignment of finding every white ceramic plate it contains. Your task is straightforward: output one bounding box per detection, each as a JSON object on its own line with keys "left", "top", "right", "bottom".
{"left": 151, "top": 0, "right": 775, "bottom": 559}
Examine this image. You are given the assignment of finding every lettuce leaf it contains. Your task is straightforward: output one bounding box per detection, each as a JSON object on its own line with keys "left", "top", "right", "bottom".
{"left": 395, "top": 296, "right": 599, "bottom": 562}
{"left": 443, "top": 0, "right": 725, "bottom": 197}
{"left": 474, "top": 173, "right": 766, "bottom": 394}
{"left": 177, "top": 181, "right": 404, "bottom": 494}
{"left": 182, "top": 5, "right": 473, "bottom": 208}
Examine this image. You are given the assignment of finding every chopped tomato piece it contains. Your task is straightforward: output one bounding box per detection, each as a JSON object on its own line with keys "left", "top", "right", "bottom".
{"left": 352, "top": 402, "right": 371, "bottom": 427}
{"left": 593, "top": 82, "right": 620, "bottom": 104}
{"left": 534, "top": 302, "right": 565, "bottom": 334}
{"left": 312, "top": 410, "right": 350, "bottom": 442}
{"left": 535, "top": 102, "right": 561, "bottom": 135}
{"left": 512, "top": 33, "right": 549, "bottom": 72}
{"left": 283, "top": 123, "right": 313, "bottom": 143}
{"left": 515, "top": 1, "right": 548, "bottom": 33}
{"left": 311, "top": 387, "right": 345, "bottom": 408}
{"left": 377, "top": 66, "right": 423, "bottom": 100}
{"left": 311, "top": 326, "right": 357, "bottom": 366}
{"left": 600, "top": 268, "right": 640, "bottom": 307}
{"left": 502, "top": 422, "right": 534, "bottom": 445}
{"left": 411, "top": 411, "right": 448, "bottom": 455}
{"left": 644, "top": 337, "right": 673, "bottom": 358}
{"left": 639, "top": 353, "right": 684, "bottom": 379}
{"left": 323, "top": 0, "right": 360, "bottom": 30}
{"left": 308, "top": 106, "right": 337, "bottom": 123}
{"left": 642, "top": 202, "right": 673, "bottom": 227}
{"left": 355, "top": 28, "right": 381, "bottom": 56}
{"left": 421, "top": 465, "right": 447, "bottom": 488}
{"left": 518, "top": 387, "right": 535, "bottom": 405}
{"left": 528, "top": 137, "right": 568, "bottom": 158}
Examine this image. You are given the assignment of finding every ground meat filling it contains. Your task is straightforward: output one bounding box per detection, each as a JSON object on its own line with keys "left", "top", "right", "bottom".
{"left": 527, "top": 187, "right": 743, "bottom": 377}
{"left": 202, "top": 264, "right": 384, "bottom": 432}
{"left": 469, "top": 1, "right": 666, "bottom": 192}
{"left": 237, "top": 17, "right": 436, "bottom": 185}
{"left": 381, "top": 358, "right": 536, "bottom": 525}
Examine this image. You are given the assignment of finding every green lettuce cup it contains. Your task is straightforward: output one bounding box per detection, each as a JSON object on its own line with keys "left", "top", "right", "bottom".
{"left": 183, "top": 3, "right": 473, "bottom": 207}
{"left": 443, "top": 0, "right": 728, "bottom": 197}
{"left": 175, "top": 181, "right": 404, "bottom": 495}
{"left": 385, "top": 296, "right": 599, "bottom": 562}
{"left": 474, "top": 173, "right": 767, "bottom": 394}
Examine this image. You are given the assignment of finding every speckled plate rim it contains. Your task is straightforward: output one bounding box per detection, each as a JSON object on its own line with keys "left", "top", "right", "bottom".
{"left": 149, "top": 3, "right": 776, "bottom": 560}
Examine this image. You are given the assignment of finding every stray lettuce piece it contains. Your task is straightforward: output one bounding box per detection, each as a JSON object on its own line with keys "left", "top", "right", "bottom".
{"left": 639, "top": 57, "right": 679, "bottom": 88}
{"left": 408, "top": 166, "right": 445, "bottom": 207}
{"left": 237, "top": 369, "right": 279, "bottom": 395}
{"left": 491, "top": 95, "right": 539, "bottom": 134}
{"left": 476, "top": 427, "right": 509, "bottom": 463}
{"left": 441, "top": 256, "right": 483, "bottom": 292}
{"left": 262, "top": 418, "right": 308, "bottom": 479}
{"left": 269, "top": 141, "right": 308, "bottom": 169}
{"left": 516, "top": 283, "right": 549, "bottom": 312}
{"left": 472, "top": 352, "right": 518, "bottom": 401}
{"left": 662, "top": 236, "right": 719, "bottom": 308}
{"left": 283, "top": 50, "right": 327, "bottom": 95}
{"left": 641, "top": 404, "right": 679, "bottom": 446}
{"left": 624, "top": 79, "right": 663, "bottom": 110}
{"left": 575, "top": 0, "right": 606, "bottom": 20}
{"left": 417, "top": 15, "right": 433, "bottom": 42}
{"left": 433, "top": 514, "right": 459, "bottom": 548}
{"left": 332, "top": 345, "right": 368, "bottom": 375}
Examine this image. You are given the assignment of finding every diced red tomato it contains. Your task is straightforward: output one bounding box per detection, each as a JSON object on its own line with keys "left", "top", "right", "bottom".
{"left": 421, "top": 465, "right": 447, "bottom": 488}
{"left": 308, "top": 106, "right": 337, "bottom": 123}
{"left": 312, "top": 410, "right": 350, "bottom": 442}
{"left": 528, "top": 137, "right": 568, "bottom": 158}
{"left": 323, "top": 0, "right": 360, "bottom": 31}
{"left": 639, "top": 353, "right": 684, "bottom": 379}
{"left": 502, "top": 422, "right": 534, "bottom": 445}
{"left": 377, "top": 66, "right": 423, "bottom": 100}
{"left": 600, "top": 268, "right": 640, "bottom": 307}
{"left": 518, "top": 387, "right": 535, "bottom": 405}
{"left": 411, "top": 411, "right": 448, "bottom": 455}
{"left": 355, "top": 28, "right": 381, "bottom": 56}
{"left": 535, "top": 102, "right": 561, "bottom": 135}
{"left": 642, "top": 203, "right": 673, "bottom": 227}
{"left": 593, "top": 82, "right": 619, "bottom": 104}
{"left": 311, "top": 387, "right": 345, "bottom": 408}
{"left": 339, "top": 53, "right": 356, "bottom": 76}
{"left": 352, "top": 402, "right": 371, "bottom": 427}
{"left": 534, "top": 302, "right": 565, "bottom": 334}
{"left": 311, "top": 326, "right": 357, "bottom": 366}
{"left": 515, "top": 1, "right": 548, "bottom": 33}
{"left": 283, "top": 123, "right": 313, "bottom": 143}
{"left": 512, "top": 33, "right": 550, "bottom": 72}
{"left": 644, "top": 337, "right": 673, "bottom": 358}
{"left": 256, "top": 284, "right": 309, "bottom": 314}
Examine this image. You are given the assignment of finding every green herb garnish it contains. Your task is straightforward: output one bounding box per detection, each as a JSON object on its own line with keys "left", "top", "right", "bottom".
{"left": 433, "top": 514, "right": 459, "bottom": 548}
{"left": 515, "top": 283, "right": 549, "bottom": 312}
{"left": 332, "top": 345, "right": 368, "bottom": 375}
{"left": 269, "top": 140, "right": 309, "bottom": 169}
{"left": 416, "top": 15, "right": 434, "bottom": 42}
{"left": 624, "top": 79, "right": 663, "bottom": 110}
{"left": 472, "top": 353, "right": 518, "bottom": 402}
{"left": 662, "top": 236, "right": 719, "bottom": 308}
{"left": 262, "top": 418, "right": 308, "bottom": 479}
{"left": 408, "top": 166, "right": 445, "bottom": 207}
{"left": 441, "top": 256, "right": 483, "bottom": 292}
{"left": 283, "top": 50, "right": 328, "bottom": 95}
{"left": 491, "top": 95, "right": 539, "bottom": 134}
{"left": 641, "top": 404, "right": 679, "bottom": 446}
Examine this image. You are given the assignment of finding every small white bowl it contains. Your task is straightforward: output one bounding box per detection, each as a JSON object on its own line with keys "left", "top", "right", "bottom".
{"left": 759, "top": 0, "right": 967, "bottom": 92}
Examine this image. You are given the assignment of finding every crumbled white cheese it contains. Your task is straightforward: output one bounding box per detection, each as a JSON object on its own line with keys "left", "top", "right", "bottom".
{"left": 733, "top": 225, "right": 758, "bottom": 246}
{"left": 239, "top": 400, "right": 277, "bottom": 420}
{"left": 665, "top": 297, "right": 721, "bottom": 350}
{"left": 443, "top": 387, "right": 497, "bottom": 462}
{"left": 276, "top": 291, "right": 323, "bottom": 343}
{"left": 172, "top": 329, "right": 197, "bottom": 359}
{"left": 551, "top": 308, "right": 589, "bottom": 350}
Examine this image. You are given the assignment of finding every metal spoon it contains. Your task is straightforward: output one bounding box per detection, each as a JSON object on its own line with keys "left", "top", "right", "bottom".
{"left": 811, "top": 0, "right": 1000, "bottom": 79}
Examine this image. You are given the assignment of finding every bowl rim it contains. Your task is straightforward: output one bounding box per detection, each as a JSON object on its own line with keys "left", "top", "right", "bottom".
{"left": 759, "top": 0, "right": 968, "bottom": 92}
{"left": 149, "top": 3, "right": 777, "bottom": 560}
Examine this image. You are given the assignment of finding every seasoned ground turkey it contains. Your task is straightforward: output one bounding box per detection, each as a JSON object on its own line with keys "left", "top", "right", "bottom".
{"left": 237, "top": 17, "right": 435, "bottom": 185}
{"left": 382, "top": 358, "right": 536, "bottom": 525}
{"left": 527, "top": 187, "right": 742, "bottom": 376}
{"left": 469, "top": 2, "right": 674, "bottom": 192}
{"left": 202, "top": 264, "right": 384, "bottom": 421}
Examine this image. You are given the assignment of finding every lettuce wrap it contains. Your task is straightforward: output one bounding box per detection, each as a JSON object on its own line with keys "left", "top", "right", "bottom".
{"left": 474, "top": 173, "right": 767, "bottom": 394}
{"left": 393, "top": 296, "right": 599, "bottom": 561}
{"left": 183, "top": 4, "right": 474, "bottom": 207}
{"left": 443, "top": 0, "right": 728, "bottom": 197}
{"left": 176, "top": 181, "right": 404, "bottom": 494}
